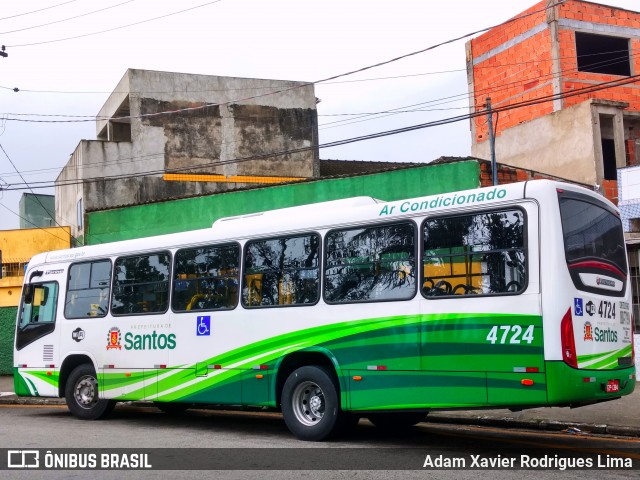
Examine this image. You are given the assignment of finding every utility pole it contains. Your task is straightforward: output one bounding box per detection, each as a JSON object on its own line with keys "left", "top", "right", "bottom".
{"left": 486, "top": 97, "right": 497, "bottom": 186}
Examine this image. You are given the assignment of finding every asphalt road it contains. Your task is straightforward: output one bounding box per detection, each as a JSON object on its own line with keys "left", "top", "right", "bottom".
{"left": 0, "top": 403, "right": 638, "bottom": 480}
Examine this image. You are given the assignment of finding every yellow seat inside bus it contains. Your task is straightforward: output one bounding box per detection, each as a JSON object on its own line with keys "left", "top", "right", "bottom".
{"left": 423, "top": 248, "right": 483, "bottom": 295}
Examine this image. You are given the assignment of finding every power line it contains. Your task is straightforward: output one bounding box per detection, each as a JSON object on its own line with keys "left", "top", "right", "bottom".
{"left": 0, "top": 1, "right": 136, "bottom": 35}
{"left": 318, "top": 77, "right": 623, "bottom": 132}
{"left": 5, "top": 0, "right": 224, "bottom": 47}
{"left": 1, "top": 45, "right": 632, "bottom": 95}
{"left": 3, "top": 40, "right": 634, "bottom": 127}
{"left": 0, "top": 0, "right": 76, "bottom": 21}
{"left": 319, "top": 49, "right": 640, "bottom": 129}
{"left": 2, "top": 0, "right": 567, "bottom": 129}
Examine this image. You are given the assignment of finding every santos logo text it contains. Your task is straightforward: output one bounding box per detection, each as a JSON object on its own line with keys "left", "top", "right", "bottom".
{"left": 593, "top": 327, "right": 617, "bottom": 343}
{"left": 124, "top": 331, "right": 176, "bottom": 350}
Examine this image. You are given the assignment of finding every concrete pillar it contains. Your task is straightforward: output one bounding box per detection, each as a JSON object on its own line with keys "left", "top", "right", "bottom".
{"left": 465, "top": 41, "right": 477, "bottom": 143}
{"left": 546, "top": 0, "right": 562, "bottom": 112}
{"left": 614, "top": 110, "right": 626, "bottom": 168}
{"left": 591, "top": 106, "right": 605, "bottom": 185}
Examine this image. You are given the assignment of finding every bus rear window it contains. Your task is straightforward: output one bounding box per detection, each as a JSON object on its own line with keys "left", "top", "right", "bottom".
{"left": 559, "top": 197, "right": 627, "bottom": 275}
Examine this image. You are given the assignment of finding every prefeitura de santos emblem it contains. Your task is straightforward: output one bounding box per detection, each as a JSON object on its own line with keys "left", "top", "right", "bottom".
{"left": 107, "top": 327, "right": 122, "bottom": 350}
{"left": 583, "top": 322, "right": 594, "bottom": 341}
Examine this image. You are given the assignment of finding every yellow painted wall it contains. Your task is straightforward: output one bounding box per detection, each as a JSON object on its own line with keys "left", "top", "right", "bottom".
{"left": 0, "top": 227, "right": 71, "bottom": 307}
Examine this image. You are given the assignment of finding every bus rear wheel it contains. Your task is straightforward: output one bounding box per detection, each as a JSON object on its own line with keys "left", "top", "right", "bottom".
{"left": 65, "top": 364, "right": 115, "bottom": 420}
{"left": 281, "top": 366, "right": 342, "bottom": 441}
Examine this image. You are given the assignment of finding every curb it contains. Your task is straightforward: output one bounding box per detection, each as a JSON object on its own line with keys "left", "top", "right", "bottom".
{"left": 425, "top": 414, "right": 640, "bottom": 437}
{"left": 2, "top": 394, "right": 639, "bottom": 438}
{"left": 0, "top": 396, "right": 152, "bottom": 408}
{"left": 0, "top": 396, "right": 66, "bottom": 406}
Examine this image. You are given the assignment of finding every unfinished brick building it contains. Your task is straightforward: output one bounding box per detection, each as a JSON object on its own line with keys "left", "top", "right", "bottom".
{"left": 466, "top": 0, "right": 640, "bottom": 204}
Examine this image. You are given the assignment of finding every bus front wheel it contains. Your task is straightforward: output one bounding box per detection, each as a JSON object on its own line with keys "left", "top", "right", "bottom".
{"left": 65, "top": 364, "right": 115, "bottom": 420}
{"left": 281, "top": 366, "right": 342, "bottom": 441}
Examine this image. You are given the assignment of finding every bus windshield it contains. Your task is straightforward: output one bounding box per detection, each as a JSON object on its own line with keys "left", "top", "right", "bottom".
{"left": 559, "top": 196, "right": 627, "bottom": 276}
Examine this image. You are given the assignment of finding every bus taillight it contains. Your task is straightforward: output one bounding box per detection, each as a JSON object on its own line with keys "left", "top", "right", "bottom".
{"left": 561, "top": 308, "right": 578, "bottom": 368}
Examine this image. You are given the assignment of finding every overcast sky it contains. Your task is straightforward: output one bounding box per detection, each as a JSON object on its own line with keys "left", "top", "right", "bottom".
{"left": 0, "top": 0, "right": 637, "bottom": 230}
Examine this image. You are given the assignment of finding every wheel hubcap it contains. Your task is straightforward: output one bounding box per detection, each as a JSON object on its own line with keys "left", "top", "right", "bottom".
{"left": 291, "top": 381, "right": 325, "bottom": 426}
{"left": 74, "top": 375, "right": 98, "bottom": 409}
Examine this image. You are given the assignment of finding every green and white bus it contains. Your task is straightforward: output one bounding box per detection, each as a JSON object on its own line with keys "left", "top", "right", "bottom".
{"left": 14, "top": 180, "right": 635, "bottom": 440}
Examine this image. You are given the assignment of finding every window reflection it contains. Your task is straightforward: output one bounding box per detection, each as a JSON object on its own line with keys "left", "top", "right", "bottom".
{"left": 173, "top": 244, "right": 239, "bottom": 311}
{"left": 324, "top": 223, "right": 416, "bottom": 303}
{"left": 65, "top": 260, "right": 111, "bottom": 318}
{"left": 242, "top": 234, "right": 320, "bottom": 307}
{"left": 422, "top": 210, "right": 526, "bottom": 297}
{"left": 112, "top": 253, "right": 170, "bottom": 315}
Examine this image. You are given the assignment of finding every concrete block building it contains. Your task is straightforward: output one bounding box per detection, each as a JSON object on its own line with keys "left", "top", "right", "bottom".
{"left": 466, "top": 0, "right": 640, "bottom": 201}
{"left": 56, "top": 69, "right": 319, "bottom": 245}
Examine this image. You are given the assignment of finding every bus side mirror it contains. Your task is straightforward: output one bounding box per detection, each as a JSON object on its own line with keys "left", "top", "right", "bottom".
{"left": 23, "top": 285, "right": 33, "bottom": 305}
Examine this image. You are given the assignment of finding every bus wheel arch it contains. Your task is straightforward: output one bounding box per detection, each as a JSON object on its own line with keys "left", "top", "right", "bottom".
{"left": 274, "top": 351, "right": 340, "bottom": 409}
{"left": 59, "top": 354, "right": 95, "bottom": 398}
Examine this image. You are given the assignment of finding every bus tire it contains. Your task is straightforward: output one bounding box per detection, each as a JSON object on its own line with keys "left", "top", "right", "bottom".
{"left": 281, "top": 366, "right": 342, "bottom": 441}
{"left": 65, "top": 364, "right": 115, "bottom": 420}
{"left": 367, "top": 412, "right": 426, "bottom": 430}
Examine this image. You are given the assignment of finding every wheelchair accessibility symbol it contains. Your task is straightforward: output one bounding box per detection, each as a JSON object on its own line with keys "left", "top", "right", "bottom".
{"left": 196, "top": 316, "right": 211, "bottom": 336}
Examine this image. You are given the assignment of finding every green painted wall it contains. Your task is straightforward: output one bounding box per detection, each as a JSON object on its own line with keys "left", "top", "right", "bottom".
{"left": 86, "top": 161, "right": 481, "bottom": 244}
{"left": 0, "top": 307, "right": 16, "bottom": 374}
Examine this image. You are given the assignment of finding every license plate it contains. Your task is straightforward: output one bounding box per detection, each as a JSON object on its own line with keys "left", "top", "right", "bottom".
{"left": 606, "top": 380, "right": 620, "bottom": 393}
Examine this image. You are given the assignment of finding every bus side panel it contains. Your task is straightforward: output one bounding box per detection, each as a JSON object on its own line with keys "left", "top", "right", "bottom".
{"left": 241, "top": 370, "right": 270, "bottom": 407}
{"left": 420, "top": 310, "right": 543, "bottom": 373}
{"left": 14, "top": 367, "right": 59, "bottom": 398}
{"left": 100, "top": 368, "right": 157, "bottom": 401}
{"left": 156, "top": 369, "right": 243, "bottom": 404}
{"left": 348, "top": 370, "right": 487, "bottom": 410}
{"left": 486, "top": 372, "right": 547, "bottom": 404}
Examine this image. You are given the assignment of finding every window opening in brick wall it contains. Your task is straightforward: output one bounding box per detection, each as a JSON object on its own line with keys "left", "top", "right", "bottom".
{"left": 575, "top": 32, "right": 630, "bottom": 76}
{"left": 602, "top": 138, "right": 617, "bottom": 180}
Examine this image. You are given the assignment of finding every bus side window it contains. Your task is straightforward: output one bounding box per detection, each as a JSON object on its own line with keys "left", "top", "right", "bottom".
{"left": 172, "top": 244, "right": 240, "bottom": 312}
{"left": 242, "top": 234, "right": 320, "bottom": 308}
{"left": 20, "top": 282, "right": 59, "bottom": 327}
{"left": 324, "top": 222, "right": 416, "bottom": 304}
{"left": 422, "top": 209, "right": 526, "bottom": 298}
{"left": 65, "top": 260, "right": 112, "bottom": 319}
{"left": 112, "top": 253, "right": 170, "bottom": 315}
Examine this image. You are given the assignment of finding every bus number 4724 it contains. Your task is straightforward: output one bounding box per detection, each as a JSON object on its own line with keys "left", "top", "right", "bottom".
{"left": 486, "top": 325, "right": 535, "bottom": 344}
